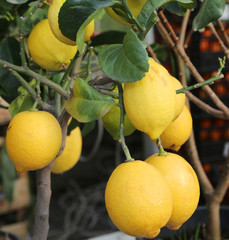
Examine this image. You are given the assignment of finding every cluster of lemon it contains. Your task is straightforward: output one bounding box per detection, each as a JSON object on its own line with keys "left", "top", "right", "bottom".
{"left": 28, "top": 0, "right": 94, "bottom": 71}
{"left": 6, "top": 111, "right": 82, "bottom": 174}
{"left": 105, "top": 58, "right": 200, "bottom": 238}
{"left": 5, "top": 0, "right": 91, "bottom": 174}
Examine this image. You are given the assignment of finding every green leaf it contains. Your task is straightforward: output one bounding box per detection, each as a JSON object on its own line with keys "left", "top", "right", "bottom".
{"left": 98, "top": 29, "right": 149, "bottom": 83}
{"left": 0, "top": 142, "right": 17, "bottom": 203}
{"left": 64, "top": 78, "right": 115, "bottom": 122}
{"left": 137, "top": 0, "right": 194, "bottom": 37}
{"left": 59, "top": 0, "right": 115, "bottom": 42}
{"left": 192, "top": 0, "right": 226, "bottom": 31}
{"left": 81, "top": 121, "right": 96, "bottom": 137}
{"left": 6, "top": 0, "right": 28, "bottom": 4}
{"left": 8, "top": 79, "right": 36, "bottom": 117}
{"left": 0, "top": 37, "right": 22, "bottom": 103}
{"left": 91, "top": 31, "right": 126, "bottom": 47}
{"left": 164, "top": 1, "right": 191, "bottom": 16}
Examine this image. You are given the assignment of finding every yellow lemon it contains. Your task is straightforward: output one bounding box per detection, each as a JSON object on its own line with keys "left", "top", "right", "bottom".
{"left": 48, "top": 0, "right": 94, "bottom": 46}
{"left": 6, "top": 111, "right": 62, "bottom": 173}
{"left": 171, "top": 76, "right": 186, "bottom": 120}
{"left": 123, "top": 58, "right": 176, "bottom": 140}
{"left": 146, "top": 152, "right": 200, "bottom": 230}
{"left": 28, "top": 19, "right": 77, "bottom": 71}
{"left": 160, "top": 105, "right": 193, "bottom": 151}
{"left": 106, "top": 0, "right": 146, "bottom": 25}
{"left": 52, "top": 126, "right": 82, "bottom": 174}
{"left": 105, "top": 160, "right": 173, "bottom": 238}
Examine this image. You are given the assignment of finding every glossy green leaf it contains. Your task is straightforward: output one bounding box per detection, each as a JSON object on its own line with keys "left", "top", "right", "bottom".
{"left": 164, "top": 1, "right": 192, "bottom": 16}
{"left": 0, "top": 142, "right": 17, "bottom": 203}
{"left": 91, "top": 31, "right": 126, "bottom": 47}
{"left": 98, "top": 29, "right": 149, "bottom": 83}
{"left": 137, "top": 0, "right": 194, "bottom": 38}
{"left": 0, "top": 37, "right": 21, "bottom": 103}
{"left": 8, "top": 79, "right": 36, "bottom": 117}
{"left": 64, "top": 78, "right": 115, "bottom": 122}
{"left": 59, "top": 0, "right": 115, "bottom": 42}
{"left": 192, "top": 0, "right": 226, "bottom": 31}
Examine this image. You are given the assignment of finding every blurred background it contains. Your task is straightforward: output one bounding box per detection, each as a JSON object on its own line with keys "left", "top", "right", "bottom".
{"left": 0, "top": 1, "right": 229, "bottom": 240}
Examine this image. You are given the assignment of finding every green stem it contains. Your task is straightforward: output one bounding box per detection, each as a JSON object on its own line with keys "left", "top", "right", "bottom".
{"left": 157, "top": 137, "right": 167, "bottom": 156}
{"left": 70, "top": 45, "right": 88, "bottom": 88}
{"left": 55, "top": 93, "right": 61, "bottom": 117}
{"left": 17, "top": 16, "right": 27, "bottom": 67}
{"left": 117, "top": 83, "right": 134, "bottom": 162}
{"left": 85, "top": 46, "right": 93, "bottom": 82}
{"left": 176, "top": 57, "right": 226, "bottom": 94}
{"left": 61, "top": 52, "right": 79, "bottom": 89}
{"left": 23, "top": 0, "right": 45, "bottom": 19}
{"left": 0, "top": 59, "right": 69, "bottom": 99}
{"left": 121, "top": 0, "right": 145, "bottom": 32}
{"left": 9, "top": 70, "right": 50, "bottom": 110}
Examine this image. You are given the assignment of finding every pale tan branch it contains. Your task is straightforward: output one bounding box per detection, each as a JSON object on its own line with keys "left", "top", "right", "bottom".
{"left": 208, "top": 23, "right": 229, "bottom": 60}
{"left": 180, "top": 9, "right": 191, "bottom": 45}
{"left": 186, "top": 91, "right": 228, "bottom": 119}
{"left": 185, "top": 131, "right": 214, "bottom": 196}
{"left": 156, "top": 12, "right": 229, "bottom": 118}
{"left": 213, "top": 153, "right": 229, "bottom": 204}
{"left": 217, "top": 19, "right": 229, "bottom": 48}
{"left": 146, "top": 43, "right": 160, "bottom": 63}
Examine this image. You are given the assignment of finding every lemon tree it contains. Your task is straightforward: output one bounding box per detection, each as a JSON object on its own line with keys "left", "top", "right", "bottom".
{"left": 0, "top": 0, "right": 228, "bottom": 240}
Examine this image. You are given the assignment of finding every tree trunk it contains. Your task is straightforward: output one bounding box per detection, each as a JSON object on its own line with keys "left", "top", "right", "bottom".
{"left": 206, "top": 201, "right": 221, "bottom": 240}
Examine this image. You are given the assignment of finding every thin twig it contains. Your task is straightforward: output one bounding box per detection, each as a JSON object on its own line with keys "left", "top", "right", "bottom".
{"left": 146, "top": 43, "right": 160, "bottom": 63}
{"left": 0, "top": 59, "right": 69, "bottom": 99}
{"left": 217, "top": 19, "right": 229, "bottom": 48}
{"left": 157, "top": 12, "right": 229, "bottom": 118}
{"left": 208, "top": 23, "right": 229, "bottom": 60}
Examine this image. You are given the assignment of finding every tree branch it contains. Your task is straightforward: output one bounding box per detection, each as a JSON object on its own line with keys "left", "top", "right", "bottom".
{"left": 0, "top": 59, "right": 70, "bottom": 99}
{"left": 156, "top": 12, "right": 229, "bottom": 118}
{"left": 32, "top": 110, "right": 70, "bottom": 240}
{"left": 208, "top": 23, "right": 229, "bottom": 60}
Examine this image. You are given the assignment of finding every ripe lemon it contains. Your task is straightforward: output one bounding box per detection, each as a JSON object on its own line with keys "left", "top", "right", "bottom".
{"left": 160, "top": 105, "right": 193, "bottom": 151}
{"left": 28, "top": 19, "right": 77, "bottom": 71}
{"left": 52, "top": 126, "right": 82, "bottom": 174}
{"left": 123, "top": 58, "right": 176, "bottom": 140}
{"left": 105, "top": 160, "right": 173, "bottom": 238}
{"left": 172, "top": 76, "right": 186, "bottom": 120}
{"left": 146, "top": 152, "right": 200, "bottom": 230}
{"left": 106, "top": 0, "right": 146, "bottom": 25}
{"left": 6, "top": 111, "right": 62, "bottom": 173}
{"left": 48, "top": 0, "right": 95, "bottom": 46}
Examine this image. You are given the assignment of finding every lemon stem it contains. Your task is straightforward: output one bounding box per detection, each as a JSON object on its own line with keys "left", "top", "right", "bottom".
{"left": 16, "top": 15, "right": 27, "bottom": 67}
{"left": 176, "top": 57, "right": 225, "bottom": 94}
{"left": 121, "top": 0, "right": 145, "bottom": 33}
{"left": 61, "top": 52, "right": 80, "bottom": 90}
{"left": 157, "top": 137, "right": 167, "bottom": 156}
{"left": 117, "top": 83, "right": 134, "bottom": 162}
{"left": 85, "top": 46, "right": 93, "bottom": 83}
